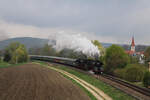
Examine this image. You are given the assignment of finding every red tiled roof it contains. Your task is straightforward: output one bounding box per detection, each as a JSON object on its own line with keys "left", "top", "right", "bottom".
{"left": 126, "top": 50, "right": 135, "bottom": 55}
{"left": 136, "top": 51, "right": 144, "bottom": 55}
{"left": 126, "top": 50, "right": 144, "bottom": 55}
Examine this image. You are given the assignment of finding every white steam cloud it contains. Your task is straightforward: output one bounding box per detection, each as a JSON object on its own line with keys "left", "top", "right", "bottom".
{"left": 48, "top": 31, "right": 100, "bottom": 57}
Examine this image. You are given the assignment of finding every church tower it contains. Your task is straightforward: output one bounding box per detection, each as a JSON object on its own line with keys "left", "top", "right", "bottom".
{"left": 131, "top": 36, "right": 135, "bottom": 52}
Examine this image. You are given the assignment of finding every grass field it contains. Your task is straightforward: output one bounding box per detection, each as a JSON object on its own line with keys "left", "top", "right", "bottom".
{"left": 0, "top": 61, "right": 11, "bottom": 68}
{"left": 0, "top": 61, "right": 27, "bottom": 68}
{"left": 37, "top": 61, "right": 136, "bottom": 100}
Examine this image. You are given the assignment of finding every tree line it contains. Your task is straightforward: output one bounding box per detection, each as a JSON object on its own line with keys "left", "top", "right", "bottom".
{"left": 28, "top": 40, "right": 150, "bottom": 88}
{"left": 0, "top": 41, "right": 150, "bottom": 88}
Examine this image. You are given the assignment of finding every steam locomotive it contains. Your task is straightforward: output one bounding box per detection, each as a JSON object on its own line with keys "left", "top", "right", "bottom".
{"left": 30, "top": 55, "right": 104, "bottom": 74}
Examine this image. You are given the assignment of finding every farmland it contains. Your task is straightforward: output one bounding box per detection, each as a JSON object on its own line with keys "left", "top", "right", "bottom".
{"left": 0, "top": 63, "right": 90, "bottom": 100}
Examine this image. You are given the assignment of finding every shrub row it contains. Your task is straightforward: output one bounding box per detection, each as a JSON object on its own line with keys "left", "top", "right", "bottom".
{"left": 143, "top": 71, "right": 150, "bottom": 88}
{"left": 114, "top": 64, "right": 147, "bottom": 82}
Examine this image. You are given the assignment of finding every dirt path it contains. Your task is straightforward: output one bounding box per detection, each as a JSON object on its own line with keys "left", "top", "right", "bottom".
{"left": 0, "top": 64, "right": 90, "bottom": 100}
{"left": 42, "top": 63, "right": 112, "bottom": 100}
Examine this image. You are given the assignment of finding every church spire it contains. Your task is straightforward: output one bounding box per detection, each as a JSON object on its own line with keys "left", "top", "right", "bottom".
{"left": 131, "top": 36, "right": 135, "bottom": 46}
{"left": 131, "top": 36, "right": 135, "bottom": 52}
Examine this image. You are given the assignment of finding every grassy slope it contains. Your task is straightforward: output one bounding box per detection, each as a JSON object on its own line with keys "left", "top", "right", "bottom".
{"left": 36, "top": 61, "right": 136, "bottom": 100}
{"left": 57, "top": 67, "right": 136, "bottom": 100}
{"left": 62, "top": 74, "right": 97, "bottom": 100}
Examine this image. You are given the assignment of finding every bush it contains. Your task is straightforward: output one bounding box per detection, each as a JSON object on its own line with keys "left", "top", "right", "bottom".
{"left": 114, "top": 69, "right": 126, "bottom": 78}
{"left": 104, "top": 45, "right": 130, "bottom": 74}
{"left": 114, "top": 64, "right": 146, "bottom": 82}
{"left": 0, "top": 57, "right": 2, "bottom": 62}
{"left": 143, "top": 71, "right": 150, "bottom": 88}
{"left": 129, "top": 56, "right": 138, "bottom": 64}
{"left": 144, "top": 47, "right": 150, "bottom": 62}
{"left": 3, "top": 49, "right": 11, "bottom": 62}
{"left": 124, "top": 66, "right": 145, "bottom": 82}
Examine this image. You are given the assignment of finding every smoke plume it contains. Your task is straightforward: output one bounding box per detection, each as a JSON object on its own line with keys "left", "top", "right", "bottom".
{"left": 48, "top": 31, "right": 100, "bottom": 57}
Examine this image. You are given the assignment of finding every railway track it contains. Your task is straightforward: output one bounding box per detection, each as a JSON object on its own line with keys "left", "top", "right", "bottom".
{"left": 97, "top": 74, "right": 150, "bottom": 100}
{"left": 102, "top": 74, "right": 150, "bottom": 97}
{"left": 49, "top": 62, "right": 150, "bottom": 100}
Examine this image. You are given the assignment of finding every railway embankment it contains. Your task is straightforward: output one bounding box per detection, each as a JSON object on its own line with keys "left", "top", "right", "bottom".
{"left": 36, "top": 61, "right": 136, "bottom": 100}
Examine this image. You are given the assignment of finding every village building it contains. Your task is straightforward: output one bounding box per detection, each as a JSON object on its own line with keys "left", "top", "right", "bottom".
{"left": 125, "top": 37, "right": 145, "bottom": 64}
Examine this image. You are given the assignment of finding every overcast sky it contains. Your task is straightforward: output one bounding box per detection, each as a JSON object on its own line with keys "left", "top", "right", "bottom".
{"left": 0, "top": 0, "right": 150, "bottom": 45}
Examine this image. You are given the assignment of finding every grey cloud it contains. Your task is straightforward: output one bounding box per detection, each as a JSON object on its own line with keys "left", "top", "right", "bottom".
{"left": 0, "top": 0, "right": 150, "bottom": 44}
{"left": 0, "top": 30, "right": 9, "bottom": 41}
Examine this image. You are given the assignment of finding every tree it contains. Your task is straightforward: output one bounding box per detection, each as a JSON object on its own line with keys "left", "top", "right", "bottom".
{"left": 92, "top": 40, "right": 105, "bottom": 56}
{"left": 144, "top": 47, "right": 150, "bottom": 62}
{"left": 129, "top": 56, "right": 138, "bottom": 64}
{"left": 104, "top": 45, "right": 130, "bottom": 74}
{"left": 3, "top": 43, "right": 17, "bottom": 62}
{"left": 28, "top": 47, "right": 43, "bottom": 55}
{"left": 0, "top": 50, "right": 2, "bottom": 56}
{"left": 0, "top": 50, "right": 2, "bottom": 62}
{"left": 4, "top": 42, "right": 28, "bottom": 64}
{"left": 124, "top": 64, "right": 146, "bottom": 82}
{"left": 143, "top": 71, "right": 150, "bottom": 88}
{"left": 28, "top": 44, "right": 57, "bottom": 56}
{"left": 15, "top": 45, "right": 28, "bottom": 63}
{"left": 58, "top": 48, "right": 85, "bottom": 59}
{"left": 41, "top": 44, "right": 56, "bottom": 56}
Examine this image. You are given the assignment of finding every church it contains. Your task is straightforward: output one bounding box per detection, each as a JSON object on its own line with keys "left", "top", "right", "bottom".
{"left": 125, "top": 37, "right": 145, "bottom": 64}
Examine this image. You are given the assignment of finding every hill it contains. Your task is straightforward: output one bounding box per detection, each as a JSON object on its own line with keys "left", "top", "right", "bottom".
{"left": 0, "top": 37, "right": 49, "bottom": 50}
{"left": 0, "top": 37, "right": 147, "bottom": 52}
{"left": 0, "top": 37, "right": 113, "bottom": 50}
